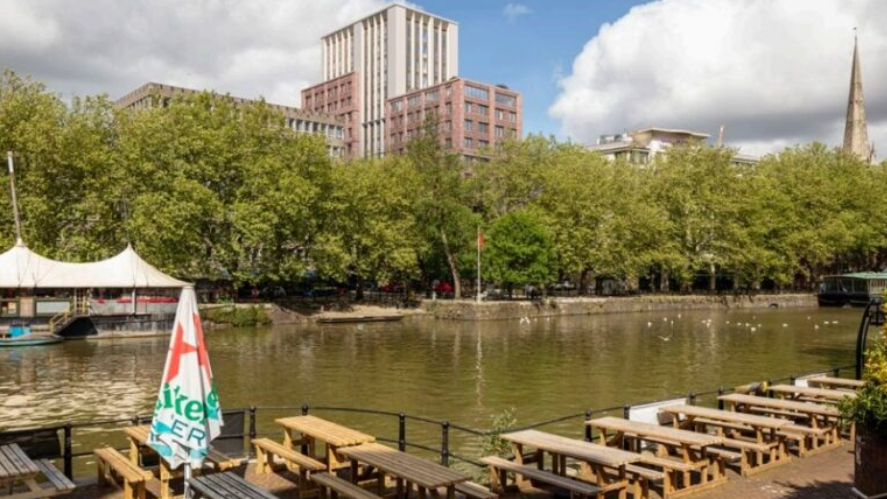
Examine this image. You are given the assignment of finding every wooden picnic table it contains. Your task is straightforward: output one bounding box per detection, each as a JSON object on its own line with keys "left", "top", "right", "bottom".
{"left": 124, "top": 425, "right": 239, "bottom": 499}
{"left": 276, "top": 415, "right": 375, "bottom": 472}
{"left": 0, "top": 443, "right": 73, "bottom": 499}
{"left": 806, "top": 377, "right": 864, "bottom": 390}
{"left": 718, "top": 394, "right": 841, "bottom": 454}
{"left": 588, "top": 417, "right": 727, "bottom": 497}
{"left": 338, "top": 443, "right": 468, "bottom": 499}
{"left": 500, "top": 429, "right": 640, "bottom": 497}
{"left": 659, "top": 405, "right": 791, "bottom": 475}
{"left": 769, "top": 384, "right": 857, "bottom": 403}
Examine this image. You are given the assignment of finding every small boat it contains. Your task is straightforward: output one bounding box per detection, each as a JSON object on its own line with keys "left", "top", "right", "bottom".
{"left": 0, "top": 324, "right": 63, "bottom": 347}
{"left": 316, "top": 315, "right": 405, "bottom": 324}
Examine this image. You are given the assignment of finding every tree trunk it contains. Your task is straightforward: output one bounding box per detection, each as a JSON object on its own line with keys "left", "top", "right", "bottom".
{"left": 660, "top": 269, "right": 669, "bottom": 293}
{"left": 579, "top": 270, "right": 588, "bottom": 296}
{"left": 439, "top": 226, "right": 462, "bottom": 299}
{"left": 709, "top": 263, "right": 717, "bottom": 293}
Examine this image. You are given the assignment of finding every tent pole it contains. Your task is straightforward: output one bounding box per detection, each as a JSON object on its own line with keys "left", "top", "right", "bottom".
{"left": 131, "top": 289, "right": 137, "bottom": 315}
{"left": 183, "top": 463, "right": 192, "bottom": 499}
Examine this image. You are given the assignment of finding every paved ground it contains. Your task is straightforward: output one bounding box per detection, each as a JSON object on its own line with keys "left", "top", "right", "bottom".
{"left": 67, "top": 444, "right": 853, "bottom": 499}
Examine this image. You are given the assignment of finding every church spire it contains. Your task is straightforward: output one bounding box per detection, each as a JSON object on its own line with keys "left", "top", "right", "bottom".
{"left": 843, "top": 33, "right": 874, "bottom": 163}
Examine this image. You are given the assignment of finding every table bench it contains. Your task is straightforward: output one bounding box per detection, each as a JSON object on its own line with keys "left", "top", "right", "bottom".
{"left": 254, "top": 438, "right": 325, "bottom": 496}
{"left": 806, "top": 377, "right": 864, "bottom": 391}
{"left": 452, "top": 481, "right": 498, "bottom": 499}
{"left": 0, "top": 443, "right": 74, "bottom": 499}
{"left": 95, "top": 447, "right": 153, "bottom": 499}
{"left": 190, "top": 472, "right": 280, "bottom": 499}
{"left": 34, "top": 460, "right": 75, "bottom": 496}
{"left": 311, "top": 472, "right": 384, "bottom": 499}
{"left": 769, "top": 384, "right": 857, "bottom": 404}
{"left": 480, "top": 456, "right": 603, "bottom": 498}
{"left": 338, "top": 443, "right": 467, "bottom": 499}
{"left": 276, "top": 416, "right": 375, "bottom": 473}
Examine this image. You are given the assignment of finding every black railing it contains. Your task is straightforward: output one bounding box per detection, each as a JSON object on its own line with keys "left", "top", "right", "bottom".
{"left": 0, "top": 363, "right": 857, "bottom": 481}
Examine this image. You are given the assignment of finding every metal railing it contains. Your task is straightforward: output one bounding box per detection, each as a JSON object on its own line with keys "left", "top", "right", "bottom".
{"left": 0, "top": 363, "right": 857, "bottom": 481}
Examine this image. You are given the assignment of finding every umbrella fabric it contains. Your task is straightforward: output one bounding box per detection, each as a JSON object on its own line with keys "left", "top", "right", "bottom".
{"left": 148, "top": 287, "right": 223, "bottom": 469}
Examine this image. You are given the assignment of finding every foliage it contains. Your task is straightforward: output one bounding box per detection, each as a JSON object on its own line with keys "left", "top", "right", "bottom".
{"left": 202, "top": 305, "right": 271, "bottom": 327}
{"left": 840, "top": 311, "right": 887, "bottom": 438}
{"left": 2, "top": 70, "right": 887, "bottom": 294}
{"left": 484, "top": 209, "right": 557, "bottom": 291}
{"left": 480, "top": 408, "right": 518, "bottom": 458}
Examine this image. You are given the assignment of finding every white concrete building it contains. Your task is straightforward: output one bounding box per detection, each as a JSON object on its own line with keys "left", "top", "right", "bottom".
{"left": 311, "top": 3, "right": 459, "bottom": 157}
{"left": 590, "top": 127, "right": 759, "bottom": 165}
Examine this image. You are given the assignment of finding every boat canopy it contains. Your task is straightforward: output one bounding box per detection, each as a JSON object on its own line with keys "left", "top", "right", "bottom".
{"left": 0, "top": 240, "right": 189, "bottom": 288}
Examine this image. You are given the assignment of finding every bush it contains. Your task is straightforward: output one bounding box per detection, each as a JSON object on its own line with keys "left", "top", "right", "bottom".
{"left": 202, "top": 305, "right": 271, "bottom": 327}
{"left": 840, "top": 308, "right": 887, "bottom": 438}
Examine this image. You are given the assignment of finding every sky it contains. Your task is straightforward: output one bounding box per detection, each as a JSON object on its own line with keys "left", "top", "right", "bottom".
{"left": 1, "top": 0, "right": 885, "bottom": 156}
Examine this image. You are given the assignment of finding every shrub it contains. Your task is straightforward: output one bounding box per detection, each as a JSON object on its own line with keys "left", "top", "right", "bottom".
{"left": 840, "top": 308, "right": 887, "bottom": 438}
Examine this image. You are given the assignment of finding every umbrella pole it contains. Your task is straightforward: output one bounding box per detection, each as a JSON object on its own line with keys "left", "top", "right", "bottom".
{"left": 184, "top": 463, "right": 192, "bottom": 499}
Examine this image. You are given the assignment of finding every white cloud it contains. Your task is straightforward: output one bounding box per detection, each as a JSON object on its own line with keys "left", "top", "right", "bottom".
{"left": 550, "top": 0, "right": 887, "bottom": 156}
{"left": 0, "top": 0, "right": 387, "bottom": 106}
{"left": 503, "top": 3, "right": 533, "bottom": 23}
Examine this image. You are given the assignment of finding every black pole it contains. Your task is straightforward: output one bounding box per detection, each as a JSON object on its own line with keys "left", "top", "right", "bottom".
{"left": 302, "top": 404, "right": 310, "bottom": 416}
{"left": 440, "top": 421, "right": 450, "bottom": 467}
{"left": 249, "top": 406, "right": 257, "bottom": 453}
{"left": 717, "top": 387, "right": 724, "bottom": 410}
{"left": 856, "top": 298, "right": 878, "bottom": 380}
{"left": 584, "top": 409, "right": 593, "bottom": 442}
{"left": 63, "top": 424, "right": 73, "bottom": 479}
{"left": 398, "top": 413, "right": 406, "bottom": 452}
{"left": 688, "top": 392, "right": 696, "bottom": 406}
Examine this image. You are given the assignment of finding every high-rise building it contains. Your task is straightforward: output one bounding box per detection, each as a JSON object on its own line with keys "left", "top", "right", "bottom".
{"left": 304, "top": 3, "right": 465, "bottom": 158}
{"left": 118, "top": 82, "right": 346, "bottom": 157}
{"left": 842, "top": 36, "right": 875, "bottom": 164}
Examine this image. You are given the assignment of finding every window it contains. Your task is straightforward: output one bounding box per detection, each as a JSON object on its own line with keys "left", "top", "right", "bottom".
{"left": 495, "top": 93, "right": 517, "bottom": 107}
{"left": 477, "top": 104, "right": 488, "bottom": 116}
{"left": 509, "top": 128, "right": 518, "bottom": 138}
{"left": 445, "top": 138, "right": 452, "bottom": 148}
{"left": 479, "top": 140, "right": 489, "bottom": 148}
{"left": 478, "top": 122, "right": 489, "bottom": 133}
{"left": 426, "top": 89, "right": 439, "bottom": 102}
{"left": 495, "top": 126, "right": 505, "bottom": 138}
{"left": 446, "top": 85, "right": 452, "bottom": 97}
{"left": 392, "top": 100, "right": 404, "bottom": 112}
{"left": 444, "top": 120, "right": 452, "bottom": 131}
{"left": 464, "top": 119, "right": 473, "bottom": 131}
{"left": 496, "top": 108, "right": 504, "bottom": 120}
{"left": 464, "top": 102, "right": 473, "bottom": 113}
{"left": 408, "top": 95, "right": 421, "bottom": 107}
{"left": 507, "top": 111, "right": 517, "bottom": 122}
{"left": 463, "top": 137, "right": 474, "bottom": 148}
{"left": 465, "top": 85, "right": 489, "bottom": 100}
{"left": 445, "top": 102, "right": 452, "bottom": 114}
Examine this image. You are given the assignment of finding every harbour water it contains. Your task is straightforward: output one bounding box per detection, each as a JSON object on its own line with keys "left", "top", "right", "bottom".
{"left": 0, "top": 305, "right": 863, "bottom": 471}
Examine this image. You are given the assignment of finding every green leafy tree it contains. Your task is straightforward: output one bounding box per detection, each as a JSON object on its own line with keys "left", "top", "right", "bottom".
{"left": 484, "top": 209, "right": 557, "bottom": 295}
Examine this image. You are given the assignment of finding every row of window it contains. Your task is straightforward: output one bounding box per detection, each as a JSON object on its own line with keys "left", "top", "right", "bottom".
{"left": 286, "top": 118, "right": 345, "bottom": 140}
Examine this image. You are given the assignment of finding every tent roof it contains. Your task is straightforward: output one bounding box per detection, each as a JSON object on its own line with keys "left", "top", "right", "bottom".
{"left": 0, "top": 241, "right": 190, "bottom": 288}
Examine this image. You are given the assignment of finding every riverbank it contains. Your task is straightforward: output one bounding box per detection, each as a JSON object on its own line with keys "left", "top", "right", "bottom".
{"left": 421, "top": 294, "right": 818, "bottom": 321}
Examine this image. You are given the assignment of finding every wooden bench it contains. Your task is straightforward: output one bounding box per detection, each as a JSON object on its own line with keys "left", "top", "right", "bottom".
{"left": 206, "top": 449, "right": 243, "bottom": 472}
{"left": 34, "top": 459, "right": 76, "bottom": 496}
{"left": 254, "top": 438, "right": 325, "bottom": 497}
{"left": 95, "top": 447, "right": 153, "bottom": 499}
{"left": 481, "top": 456, "right": 602, "bottom": 498}
{"left": 451, "top": 481, "right": 498, "bottom": 499}
{"left": 190, "top": 471, "right": 280, "bottom": 499}
{"left": 625, "top": 464, "right": 665, "bottom": 499}
{"left": 310, "top": 472, "right": 384, "bottom": 499}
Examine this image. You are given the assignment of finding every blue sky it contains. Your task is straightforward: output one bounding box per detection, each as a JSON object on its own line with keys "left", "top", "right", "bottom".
{"left": 415, "top": 0, "right": 641, "bottom": 138}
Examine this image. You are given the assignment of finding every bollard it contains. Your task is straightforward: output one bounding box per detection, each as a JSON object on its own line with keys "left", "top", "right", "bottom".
{"left": 398, "top": 413, "right": 406, "bottom": 452}
{"left": 440, "top": 421, "right": 450, "bottom": 467}
{"left": 584, "top": 409, "right": 593, "bottom": 442}
{"left": 63, "top": 424, "right": 73, "bottom": 479}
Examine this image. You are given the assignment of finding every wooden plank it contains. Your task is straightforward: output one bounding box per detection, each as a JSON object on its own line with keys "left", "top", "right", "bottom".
{"left": 718, "top": 394, "right": 840, "bottom": 417}
{"left": 123, "top": 426, "right": 151, "bottom": 445}
{"left": 659, "top": 405, "right": 790, "bottom": 430}
{"left": 0, "top": 444, "right": 37, "bottom": 478}
{"left": 35, "top": 459, "right": 76, "bottom": 491}
{"left": 338, "top": 443, "right": 467, "bottom": 489}
{"left": 480, "top": 456, "right": 602, "bottom": 496}
{"left": 9, "top": 444, "right": 40, "bottom": 475}
{"left": 501, "top": 429, "right": 641, "bottom": 467}
{"left": 588, "top": 417, "right": 724, "bottom": 447}
{"left": 311, "top": 472, "right": 384, "bottom": 499}
{"left": 807, "top": 377, "right": 864, "bottom": 390}
{"left": 276, "top": 416, "right": 375, "bottom": 448}
{"left": 770, "top": 384, "right": 857, "bottom": 401}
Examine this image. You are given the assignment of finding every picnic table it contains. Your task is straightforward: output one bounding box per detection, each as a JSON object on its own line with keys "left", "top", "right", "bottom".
{"left": 338, "top": 443, "right": 468, "bottom": 499}
{"left": 499, "top": 429, "right": 641, "bottom": 497}
{"left": 588, "top": 417, "right": 727, "bottom": 498}
{"left": 276, "top": 415, "right": 375, "bottom": 472}
{"left": 769, "top": 384, "right": 857, "bottom": 403}
{"left": 718, "top": 394, "right": 841, "bottom": 455}
{"left": 124, "top": 425, "right": 240, "bottom": 499}
{"left": 805, "top": 377, "right": 864, "bottom": 391}
{"left": 659, "top": 405, "right": 791, "bottom": 475}
{"left": 0, "top": 443, "right": 74, "bottom": 499}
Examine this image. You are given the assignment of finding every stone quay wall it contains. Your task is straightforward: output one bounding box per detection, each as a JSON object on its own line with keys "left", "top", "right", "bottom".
{"left": 421, "top": 294, "right": 818, "bottom": 321}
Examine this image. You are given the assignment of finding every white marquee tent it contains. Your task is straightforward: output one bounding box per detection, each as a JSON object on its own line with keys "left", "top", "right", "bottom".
{"left": 0, "top": 240, "right": 189, "bottom": 289}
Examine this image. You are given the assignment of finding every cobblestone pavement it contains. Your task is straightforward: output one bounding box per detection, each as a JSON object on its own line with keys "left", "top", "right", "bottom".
{"left": 67, "top": 445, "right": 853, "bottom": 499}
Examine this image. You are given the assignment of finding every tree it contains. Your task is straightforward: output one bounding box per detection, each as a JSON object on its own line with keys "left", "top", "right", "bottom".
{"left": 484, "top": 209, "right": 557, "bottom": 295}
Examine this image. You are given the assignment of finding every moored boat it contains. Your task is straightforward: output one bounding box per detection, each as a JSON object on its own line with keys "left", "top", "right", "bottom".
{"left": 0, "top": 324, "right": 63, "bottom": 346}
{"left": 818, "top": 272, "right": 887, "bottom": 306}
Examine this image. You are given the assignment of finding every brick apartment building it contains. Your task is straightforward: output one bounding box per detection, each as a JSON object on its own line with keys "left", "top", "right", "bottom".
{"left": 302, "top": 2, "right": 521, "bottom": 160}
{"left": 386, "top": 78, "right": 521, "bottom": 160}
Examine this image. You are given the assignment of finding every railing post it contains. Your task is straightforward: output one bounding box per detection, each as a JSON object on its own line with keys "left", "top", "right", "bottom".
{"left": 301, "top": 404, "right": 310, "bottom": 416}
{"left": 717, "top": 387, "right": 724, "bottom": 410}
{"left": 63, "top": 424, "right": 73, "bottom": 479}
{"left": 249, "top": 406, "right": 257, "bottom": 454}
{"left": 623, "top": 404, "right": 630, "bottom": 419}
{"left": 440, "top": 421, "right": 450, "bottom": 467}
{"left": 688, "top": 392, "right": 697, "bottom": 406}
{"left": 834, "top": 367, "right": 841, "bottom": 378}
{"left": 789, "top": 374, "right": 796, "bottom": 385}
{"left": 131, "top": 415, "right": 140, "bottom": 426}
{"left": 398, "top": 413, "right": 406, "bottom": 452}
{"left": 584, "top": 410, "right": 593, "bottom": 442}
